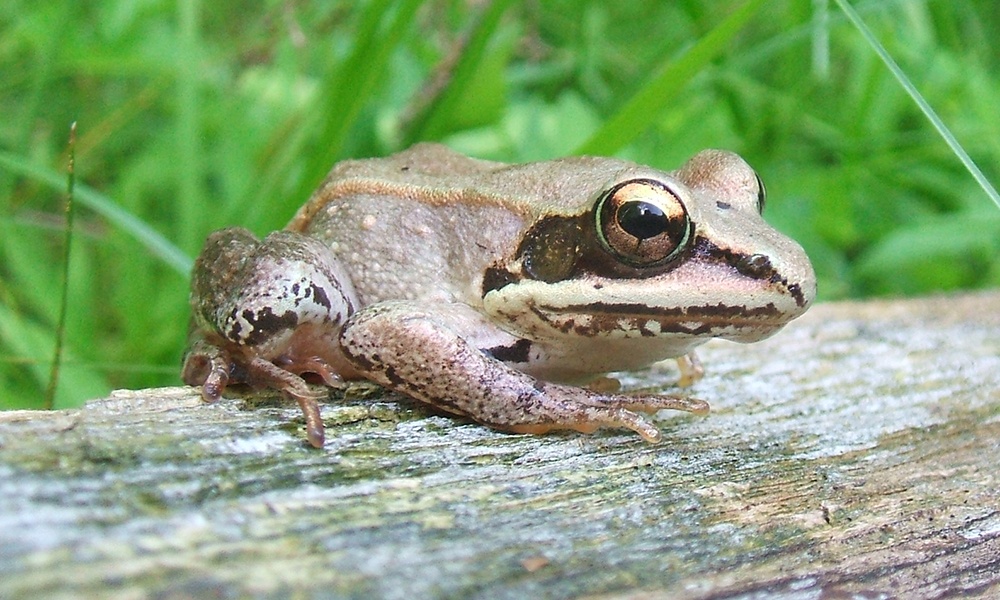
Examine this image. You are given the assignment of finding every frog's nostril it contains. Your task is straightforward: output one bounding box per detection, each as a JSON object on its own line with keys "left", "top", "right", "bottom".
{"left": 735, "top": 253, "right": 774, "bottom": 280}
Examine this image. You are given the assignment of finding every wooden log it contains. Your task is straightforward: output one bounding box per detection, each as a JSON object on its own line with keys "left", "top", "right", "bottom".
{"left": 1, "top": 292, "right": 998, "bottom": 599}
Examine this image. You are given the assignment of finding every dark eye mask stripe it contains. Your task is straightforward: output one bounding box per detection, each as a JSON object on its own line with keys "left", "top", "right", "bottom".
{"left": 693, "top": 238, "right": 809, "bottom": 308}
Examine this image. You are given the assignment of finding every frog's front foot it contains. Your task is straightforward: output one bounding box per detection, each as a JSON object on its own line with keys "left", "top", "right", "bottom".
{"left": 675, "top": 352, "right": 705, "bottom": 387}
{"left": 506, "top": 386, "right": 709, "bottom": 443}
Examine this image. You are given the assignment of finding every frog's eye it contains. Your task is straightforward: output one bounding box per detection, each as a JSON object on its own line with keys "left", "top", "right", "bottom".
{"left": 754, "top": 172, "right": 767, "bottom": 214}
{"left": 595, "top": 179, "right": 692, "bottom": 267}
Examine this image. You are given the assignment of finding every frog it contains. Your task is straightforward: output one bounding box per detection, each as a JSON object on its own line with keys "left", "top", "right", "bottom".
{"left": 181, "top": 143, "right": 816, "bottom": 448}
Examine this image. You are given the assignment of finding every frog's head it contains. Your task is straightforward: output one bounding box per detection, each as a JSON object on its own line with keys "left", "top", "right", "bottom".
{"left": 480, "top": 150, "right": 816, "bottom": 349}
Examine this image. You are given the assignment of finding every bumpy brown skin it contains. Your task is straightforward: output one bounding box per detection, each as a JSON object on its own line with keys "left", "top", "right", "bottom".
{"left": 182, "top": 143, "right": 815, "bottom": 448}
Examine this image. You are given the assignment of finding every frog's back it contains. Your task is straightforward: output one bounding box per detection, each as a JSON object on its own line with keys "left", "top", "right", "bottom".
{"left": 287, "top": 143, "right": 639, "bottom": 227}
{"left": 285, "top": 145, "right": 520, "bottom": 307}
{"left": 285, "top": 143, "right": 647, "bottom": 307}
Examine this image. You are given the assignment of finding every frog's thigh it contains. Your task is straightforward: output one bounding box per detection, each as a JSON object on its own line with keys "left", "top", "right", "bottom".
{"left": 339, "top": 301, "right": 707, "bottom": 442}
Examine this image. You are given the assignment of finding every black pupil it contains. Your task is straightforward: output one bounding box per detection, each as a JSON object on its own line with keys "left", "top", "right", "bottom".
{"left": 618, "top": 201, "right": 668, "bottom": 240}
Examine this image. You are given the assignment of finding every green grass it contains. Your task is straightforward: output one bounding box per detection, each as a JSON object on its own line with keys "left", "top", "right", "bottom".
{"left": 1, "top": 0, "right": 999, "bottom": 410}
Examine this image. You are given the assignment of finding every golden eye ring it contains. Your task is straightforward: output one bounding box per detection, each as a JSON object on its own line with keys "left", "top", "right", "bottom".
{"left": 595, "top": 179, "right": 692, "bottom": 267}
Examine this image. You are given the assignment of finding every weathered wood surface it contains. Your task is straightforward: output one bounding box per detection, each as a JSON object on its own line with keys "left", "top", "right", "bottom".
{"left": 1, "top": 292, "right": 999, "bottom": 599}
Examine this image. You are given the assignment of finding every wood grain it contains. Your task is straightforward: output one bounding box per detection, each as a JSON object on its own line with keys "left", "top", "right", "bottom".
{"left": 1, "top": 292, "right": 998, "bottom": 599}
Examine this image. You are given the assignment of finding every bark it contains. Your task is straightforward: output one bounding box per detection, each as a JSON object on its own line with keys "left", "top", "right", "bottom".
{"left": 1, "top": 292, "right": 998, "bottom": 599}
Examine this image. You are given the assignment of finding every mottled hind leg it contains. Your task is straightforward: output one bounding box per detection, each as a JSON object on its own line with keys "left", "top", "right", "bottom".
{"left": 182, "top": 227, "right": 358, "bottom": 448}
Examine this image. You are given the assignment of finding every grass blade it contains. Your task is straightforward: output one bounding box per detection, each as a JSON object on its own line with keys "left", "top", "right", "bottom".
{"left": 176, "top": 0, "right": 205, "bottom": 251}
{"left": 401, "top": 0, "right": 516, "bottom": 144}
{"left": 0, "top": 302, "right": 109, "bottom": 409}
{"left": 0, "top": 150, "right": 193, "bottom": 275}
{"left": 575, "top": 0, "right": 767, "bottom": 156}
{"left": 833, "top": 0, "right": 1000, "bottom": 210}
{"left": 289, "top": 0, "right": 425, "bottom": 203}
{"left": 44, "top": 123, "right": 76, "bottom": 409}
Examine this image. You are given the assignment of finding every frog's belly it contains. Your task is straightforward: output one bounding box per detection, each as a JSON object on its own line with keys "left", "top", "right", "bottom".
{"left": 517, "top": 335, "right": 709, "bottom": 383}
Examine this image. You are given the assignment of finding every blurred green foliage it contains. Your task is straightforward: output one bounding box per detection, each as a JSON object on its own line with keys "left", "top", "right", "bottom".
{"left": 1, "top": 0, "right": 998, "bottom": 410}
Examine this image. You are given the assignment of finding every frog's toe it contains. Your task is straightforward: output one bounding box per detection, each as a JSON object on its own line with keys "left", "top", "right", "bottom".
{"left": 245, "top": 357, "right": 328, "bottom": 448}
{"left": 612, "top": 408, "right": 663, "bottom": 443}
{"left": 302, "top": 408, "right": 325, "bottom": 448}
{"left": 181, "top": 347, "right": 233, "bottom": 403}
{"left": 200, "top": 370, "right": 228, "bottom": 403}
{"left": 508, "top": 406, "right": 664, "bottom": 443}
{"left": 675, "top": 352, "right": 705, "bottom": 387}
{"left": 621, "top": 393, "right": 710, "bottom": 416}
{"left": 284, "top": 389, "right": 325, "bottom": 449}
{"left": 595, "top": 395, "right": 709, "bottom": 441}
{"left": 277, "top": 356, "right": 344, "bottom": 389}
{"left": 579, "top": 405, "right": 665, "bottom": 443}
{"left": 507, "top": 389, "right": 709, "bottom": 443}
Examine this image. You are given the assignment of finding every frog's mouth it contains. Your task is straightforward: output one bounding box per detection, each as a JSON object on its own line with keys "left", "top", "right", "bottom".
{"left": 484, "top": 266, "right": 814, "bottom": 344}
{"left": 527, "top": 300, "right": 798, "bottom": 343}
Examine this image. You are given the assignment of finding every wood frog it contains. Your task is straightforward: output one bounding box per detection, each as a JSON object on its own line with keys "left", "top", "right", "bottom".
{"left": 182, "top": 143, "right": 816, "bottom": 448}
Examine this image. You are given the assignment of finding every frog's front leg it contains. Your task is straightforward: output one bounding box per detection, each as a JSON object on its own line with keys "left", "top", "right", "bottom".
{"left": 339, "top": 302, "right": 709, "bottom": 442}
{"left": 181, "top": 227, "right": 359, "bottom": 448}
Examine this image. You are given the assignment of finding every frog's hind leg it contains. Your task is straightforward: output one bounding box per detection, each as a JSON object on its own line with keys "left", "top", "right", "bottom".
{"left": 182, "top": 335, "right": 329, "bottom": 448}
{"left": 182, "top": 227, "right": 359, "bottom": 448}
{"left": 339, "top": 301, "right": 709, "bottom": 443}
{"left": 245, "top": 356, "right": 328, "bottom": 449}
{"left": 182, "top": 332, "right": 234, "bottom": 403}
